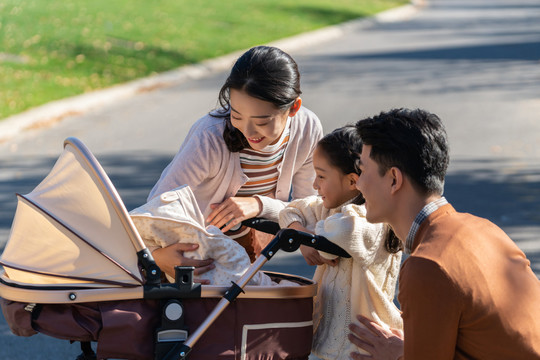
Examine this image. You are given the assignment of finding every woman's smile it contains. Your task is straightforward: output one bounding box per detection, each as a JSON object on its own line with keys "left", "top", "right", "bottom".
{"left": 247, "top": 136, "right": 265, "bottom": 144}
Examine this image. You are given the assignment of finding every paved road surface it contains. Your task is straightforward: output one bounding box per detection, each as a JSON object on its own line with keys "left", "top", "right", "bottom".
{"left": 0, "top": 0, "right": 539, "bottom": 358}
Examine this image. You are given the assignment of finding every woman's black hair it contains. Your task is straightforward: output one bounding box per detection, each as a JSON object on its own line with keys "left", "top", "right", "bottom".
{"left": 318, "top": 125, "right": 402, "bottom": 254}
{"left": 215, "top": 46, "right": 302, "bottom": 152}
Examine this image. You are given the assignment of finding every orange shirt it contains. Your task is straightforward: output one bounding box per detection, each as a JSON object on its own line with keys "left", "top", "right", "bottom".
{"left": 399, "top": 204, "right": 540, "bottom": 359}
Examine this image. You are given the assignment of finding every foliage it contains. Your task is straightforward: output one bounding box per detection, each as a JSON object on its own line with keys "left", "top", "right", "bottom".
{"left": 0, "top": 0, "right": 407, "bottom": 119}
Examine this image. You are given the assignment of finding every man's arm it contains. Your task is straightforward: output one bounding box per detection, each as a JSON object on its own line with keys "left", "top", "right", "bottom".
{"left": 398, "top": 257, "right": 462, "bottom": 359}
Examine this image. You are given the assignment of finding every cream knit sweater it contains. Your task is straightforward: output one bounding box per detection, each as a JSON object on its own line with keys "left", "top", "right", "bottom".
{"left": 279, "top": 195, "right": 403, "bottom": 360}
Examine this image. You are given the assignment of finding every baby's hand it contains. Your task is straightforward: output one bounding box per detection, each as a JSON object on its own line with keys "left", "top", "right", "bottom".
{"left": 300, "top": 245, "right": 339, "bottom": 266}
{"left": 152, "top": 243, "right": 215, "bottom": 284}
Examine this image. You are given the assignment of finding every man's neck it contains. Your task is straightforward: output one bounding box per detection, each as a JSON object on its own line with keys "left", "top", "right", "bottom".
{"left": 391, "top": 193, "right": 442, "bottom": 245}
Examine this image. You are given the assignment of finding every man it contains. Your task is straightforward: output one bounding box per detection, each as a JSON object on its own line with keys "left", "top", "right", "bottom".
{"left": 348, "top": 108, "right": 540, "bottom": 359}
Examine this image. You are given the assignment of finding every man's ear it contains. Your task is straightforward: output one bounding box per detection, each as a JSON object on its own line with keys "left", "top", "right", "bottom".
{"left": 288, "top": 97, "right": 302, "bottom": 117}
{"left": 389, "top": 167, "right": 404, "bottom": 195}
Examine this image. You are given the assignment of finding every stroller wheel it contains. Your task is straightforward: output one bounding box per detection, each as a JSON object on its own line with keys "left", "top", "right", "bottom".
{"left": 75, "top": 341, "right": 97, "bottom": 360}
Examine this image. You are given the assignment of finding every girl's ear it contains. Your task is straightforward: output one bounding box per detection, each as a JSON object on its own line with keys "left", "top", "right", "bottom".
{"left": 288, "top": 97, "right": 302, "bottom": 117}
{"left": 347, "top": 173, "right": 359, "bottom": 189}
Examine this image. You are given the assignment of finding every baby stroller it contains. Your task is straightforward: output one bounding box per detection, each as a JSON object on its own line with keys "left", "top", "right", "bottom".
{"left": 0, "top": 137, "right": 350, "bottom": 360}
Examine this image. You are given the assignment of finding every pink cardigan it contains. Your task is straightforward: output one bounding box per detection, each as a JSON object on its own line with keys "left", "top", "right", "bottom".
{"left": 148, "top": 106, "right": 323, "bottom": 221}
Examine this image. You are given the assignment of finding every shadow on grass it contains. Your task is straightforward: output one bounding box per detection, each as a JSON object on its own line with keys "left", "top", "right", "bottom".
{"left": 64, "top": 41, "right": 199, "bottom": 77}
{"left": 274, "top": 4, "right": 371, "bottom": 24}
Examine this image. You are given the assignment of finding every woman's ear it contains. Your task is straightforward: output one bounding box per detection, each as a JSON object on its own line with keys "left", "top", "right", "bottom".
{"left": 288, "top": 97, "right": 302, "bottom": 117}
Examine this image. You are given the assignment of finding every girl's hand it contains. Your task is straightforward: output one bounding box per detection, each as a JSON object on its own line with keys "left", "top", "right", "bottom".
{"left": 152, "top": 243, "right": 215, "bottom": 284}
{"left": 348, "top": 315, "right": 404, "bottom": 360}
{"left": 287, "top": 222, "right": 338, "bottom": 266}
{"left": 300, "top": 245, "right": 339, "bottom": 266}
{"left": 207, "top": 197, "right": 262, "bottom": 233}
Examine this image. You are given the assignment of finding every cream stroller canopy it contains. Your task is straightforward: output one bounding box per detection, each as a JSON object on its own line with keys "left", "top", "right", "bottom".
{"left": 0, "top": 137, "right": 149, "bottom": 302}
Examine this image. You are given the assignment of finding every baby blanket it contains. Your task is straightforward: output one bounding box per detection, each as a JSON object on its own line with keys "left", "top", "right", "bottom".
{"left": 129, "top": 185, "right": 279, "bottom": 286}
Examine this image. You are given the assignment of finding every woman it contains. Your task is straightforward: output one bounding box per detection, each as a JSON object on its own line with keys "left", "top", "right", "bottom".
{"left": 148, "top": 46, "right": 328, "bottom": 281}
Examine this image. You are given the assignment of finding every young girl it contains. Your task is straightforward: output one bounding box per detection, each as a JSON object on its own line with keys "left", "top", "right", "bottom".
{"left": 147, "top": 46, "right": 323, "bottom": 278}
{"left": 278, "top": 126, "right": 403, "bottom": 359}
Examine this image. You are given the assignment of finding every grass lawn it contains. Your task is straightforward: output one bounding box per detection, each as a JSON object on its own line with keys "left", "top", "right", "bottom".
{"left": 0, "top": 0, "right": 408, "bottom": 120}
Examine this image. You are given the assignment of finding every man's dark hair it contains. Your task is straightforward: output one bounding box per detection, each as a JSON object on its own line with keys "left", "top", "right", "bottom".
{"left": 355, "top": 108, "right": 449, "bottom": 196}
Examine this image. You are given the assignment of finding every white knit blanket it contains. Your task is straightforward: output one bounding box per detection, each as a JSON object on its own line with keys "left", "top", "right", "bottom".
{"left": 130, "top": 185, "right": 284, "bottom": 286}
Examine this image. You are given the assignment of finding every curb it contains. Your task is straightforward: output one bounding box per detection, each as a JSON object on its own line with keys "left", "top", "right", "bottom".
{"left": 0, "top": 2, "right": 423, "bottom": 144}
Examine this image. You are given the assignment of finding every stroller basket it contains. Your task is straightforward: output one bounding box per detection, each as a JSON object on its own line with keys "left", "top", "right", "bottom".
{"left": 0, "top": 137, "right": 334, "bottom": 360}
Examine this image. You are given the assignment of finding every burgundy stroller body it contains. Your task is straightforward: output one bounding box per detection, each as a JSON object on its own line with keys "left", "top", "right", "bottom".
{"left": 0, "top": 137, "right": 349, "bottom": 359}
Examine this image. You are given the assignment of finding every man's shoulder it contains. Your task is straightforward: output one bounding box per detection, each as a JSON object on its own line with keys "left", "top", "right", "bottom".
{"left": 416, "top": 205, "right": 501, "bottom": 255}
{"left": 401, "top": 255, "right": 446, "bottom": 278}
{"left": 399, "top": 255, "right": 459, "bottom": 299}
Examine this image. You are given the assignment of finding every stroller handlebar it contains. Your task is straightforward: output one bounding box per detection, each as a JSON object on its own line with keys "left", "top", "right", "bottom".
{"left": 241, "top": 218, "right": 281, "bottom": 235}
{"left": 242, "top": 218, "right": 351, "bottom": 259}
{"left": 262, "top": 228, "right": 351, "bottom": 259}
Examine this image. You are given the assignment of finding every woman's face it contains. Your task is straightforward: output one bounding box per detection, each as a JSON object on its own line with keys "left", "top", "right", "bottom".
{"left": 229, "top": 89, "right": 299, "bottom": 150}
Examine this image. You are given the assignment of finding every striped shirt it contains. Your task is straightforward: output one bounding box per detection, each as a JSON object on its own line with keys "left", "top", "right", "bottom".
{"left": 227, "top": 119, "right": 291, "bottom": 240}
{"left": 405, "top": 196, "right": 448, "bottom": 254}
{"left": 237, "top": 117, "right": 291, "bottom": 197}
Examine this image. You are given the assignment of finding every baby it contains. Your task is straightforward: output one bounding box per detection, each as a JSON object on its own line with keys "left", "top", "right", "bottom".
{"left": 130, "top": 185, "right": 291, "bottom": 287}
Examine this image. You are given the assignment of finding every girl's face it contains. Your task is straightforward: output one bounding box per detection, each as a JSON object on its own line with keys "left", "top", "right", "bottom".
{"left": 312, "top": 146, "right": 360, "bottom": 209}
{"left": 229, "top": 89, "right": 301, "bottom": 150}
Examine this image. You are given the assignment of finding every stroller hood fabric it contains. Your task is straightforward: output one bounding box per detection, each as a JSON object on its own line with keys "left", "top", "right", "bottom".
{"left": 0, "top": 138, "right": 146, "bottom": 297}
{"left": 129, "top": 185, "right": 275, "bottom": 286}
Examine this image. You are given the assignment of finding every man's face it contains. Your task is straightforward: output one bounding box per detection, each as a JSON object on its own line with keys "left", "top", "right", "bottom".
{"left": 355, "top": 145, "right": 392, "bottom": 224}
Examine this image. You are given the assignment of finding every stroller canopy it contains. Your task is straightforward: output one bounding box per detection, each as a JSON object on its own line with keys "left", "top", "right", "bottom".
{"left": 0, "top": 138, "right": 146, "bottom": 292}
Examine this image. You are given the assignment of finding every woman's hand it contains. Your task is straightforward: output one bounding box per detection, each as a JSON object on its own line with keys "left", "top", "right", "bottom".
{"left": 152, "top": 243, "right": 215, "bottom": 284}
{"left": 207, "top": 197, "right": 262, "bottom": 233}
{"left": 348, "top": 315, "right": 404, "bottom": 360}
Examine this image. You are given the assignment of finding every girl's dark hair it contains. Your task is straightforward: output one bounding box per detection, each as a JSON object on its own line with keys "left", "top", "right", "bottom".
{"left": 318, "top": 125, "right": 402, "bottom": 254}
{"left": 317, "top": 125, "right": 365, "bottom": 206}
{"left": 385, "top": 226, "right": 402, "bottom": 254}
{"left": 215, "top": 46, "right": 302, "bottom": 152}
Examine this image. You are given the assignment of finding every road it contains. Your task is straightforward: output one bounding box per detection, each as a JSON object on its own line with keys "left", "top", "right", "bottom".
{"left": 0, "top": 0, "right": 539, "bottom": 358}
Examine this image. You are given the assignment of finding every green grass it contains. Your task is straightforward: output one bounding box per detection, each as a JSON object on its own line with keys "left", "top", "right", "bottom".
{"left": 0, "top": 0, "right": 407, "bottom": 120}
